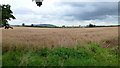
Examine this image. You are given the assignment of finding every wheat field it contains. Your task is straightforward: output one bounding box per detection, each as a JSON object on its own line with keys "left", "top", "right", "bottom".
{"left": 2, "top": 27, "right": 118, "bottom": 51}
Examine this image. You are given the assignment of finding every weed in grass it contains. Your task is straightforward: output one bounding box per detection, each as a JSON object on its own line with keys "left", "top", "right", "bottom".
{"left": 2, "top": 44, "right": 119, "bottom": 66}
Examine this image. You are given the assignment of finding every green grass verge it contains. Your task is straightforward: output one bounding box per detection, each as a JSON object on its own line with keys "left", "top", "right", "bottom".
{"left": 3, "top": 44, "right": 119, "bottom": 66}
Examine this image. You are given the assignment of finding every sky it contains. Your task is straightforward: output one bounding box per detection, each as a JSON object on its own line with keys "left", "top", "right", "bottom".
{"left": 0, "top": 0, "right": 119, "bottom": 26}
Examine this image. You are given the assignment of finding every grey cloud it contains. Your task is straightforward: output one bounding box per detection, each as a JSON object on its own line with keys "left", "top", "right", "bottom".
{"left": 12, "top": 2, "right": 118, "bottom": 26}
{"left": 57, "top": 2, "right": 118, "bottom": 20}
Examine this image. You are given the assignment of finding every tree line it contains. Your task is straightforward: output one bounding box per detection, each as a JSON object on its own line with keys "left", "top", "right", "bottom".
{"left": 21, "top": 23, "right": 119, "bottom": 28}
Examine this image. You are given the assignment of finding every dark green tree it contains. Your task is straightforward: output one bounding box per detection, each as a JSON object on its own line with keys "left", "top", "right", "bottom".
{"left": 0, "top": 6, "right": 2, "bottom": 27}
{"left": 1, "top": 4, "right": 16, "bottom": 28}
{"left": 32, "top": 0, "right": 44, "bottom": 7}
{"left": 31, "top": 24, "right": 34, "bottom": 27}
{"left": 62, "top": 25, "right": 65, "bottom": 28}
{"left": 22, "top": 23, "right": 25, "bottom": 26}
{"left": 88, "top": 23, "right": 96, "bottom": 27}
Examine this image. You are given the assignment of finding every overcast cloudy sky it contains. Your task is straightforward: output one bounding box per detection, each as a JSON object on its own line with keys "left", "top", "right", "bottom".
{"left": 0, "top": 0, "right": 119, "bottom": 26}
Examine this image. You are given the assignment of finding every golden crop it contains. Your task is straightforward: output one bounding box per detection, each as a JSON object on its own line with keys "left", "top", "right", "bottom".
{"left": 1, "top": 27, "right": 118, "bottom": 51}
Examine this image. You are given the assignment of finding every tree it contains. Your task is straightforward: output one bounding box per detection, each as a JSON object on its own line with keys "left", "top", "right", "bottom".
{"left": 0, "top": 6, "right": 1, "bottom": 27}
{"left": 22, "top": 23, "right": 25, "bottom": 26}
{"left": 62, "top": 25, "right": 65, "bottom": 28}
{"left": 1, "top": 4, "right": 16, "bottom": 28}
{"left": 31, "top": 24, "right": 34, "bottom": 27}
{"left": 88, "top": 23, "right": 96, "bottom": 27}
{"left": 32, "top": 0, "right": 44, "bottom": 7}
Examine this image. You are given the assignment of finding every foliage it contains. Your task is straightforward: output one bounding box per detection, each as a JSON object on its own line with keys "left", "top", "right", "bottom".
{"left": 22, "top": 23, "right": 25, "bottom": 26}
{"left": 31, "top": 24, "right": 34, "bottom": 27}
{"left": 62, "top": 25, "right": 65, "bottom": 28}
{"left": 3, "top": 44, "right": 119, "bottom": 66}
{"left": 1, "top": 4, "right": 16, "bottom": 27}
{"left": 87, "top": 23, "right": 96, "bottom": 27}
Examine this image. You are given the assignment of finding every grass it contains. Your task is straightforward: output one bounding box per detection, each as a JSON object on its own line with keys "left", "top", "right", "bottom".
{"left": 3, "top": 44, "right": 119, "bottom": 66}
{"left": 2, "top": 27, "right": 119, "bottom": 66}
